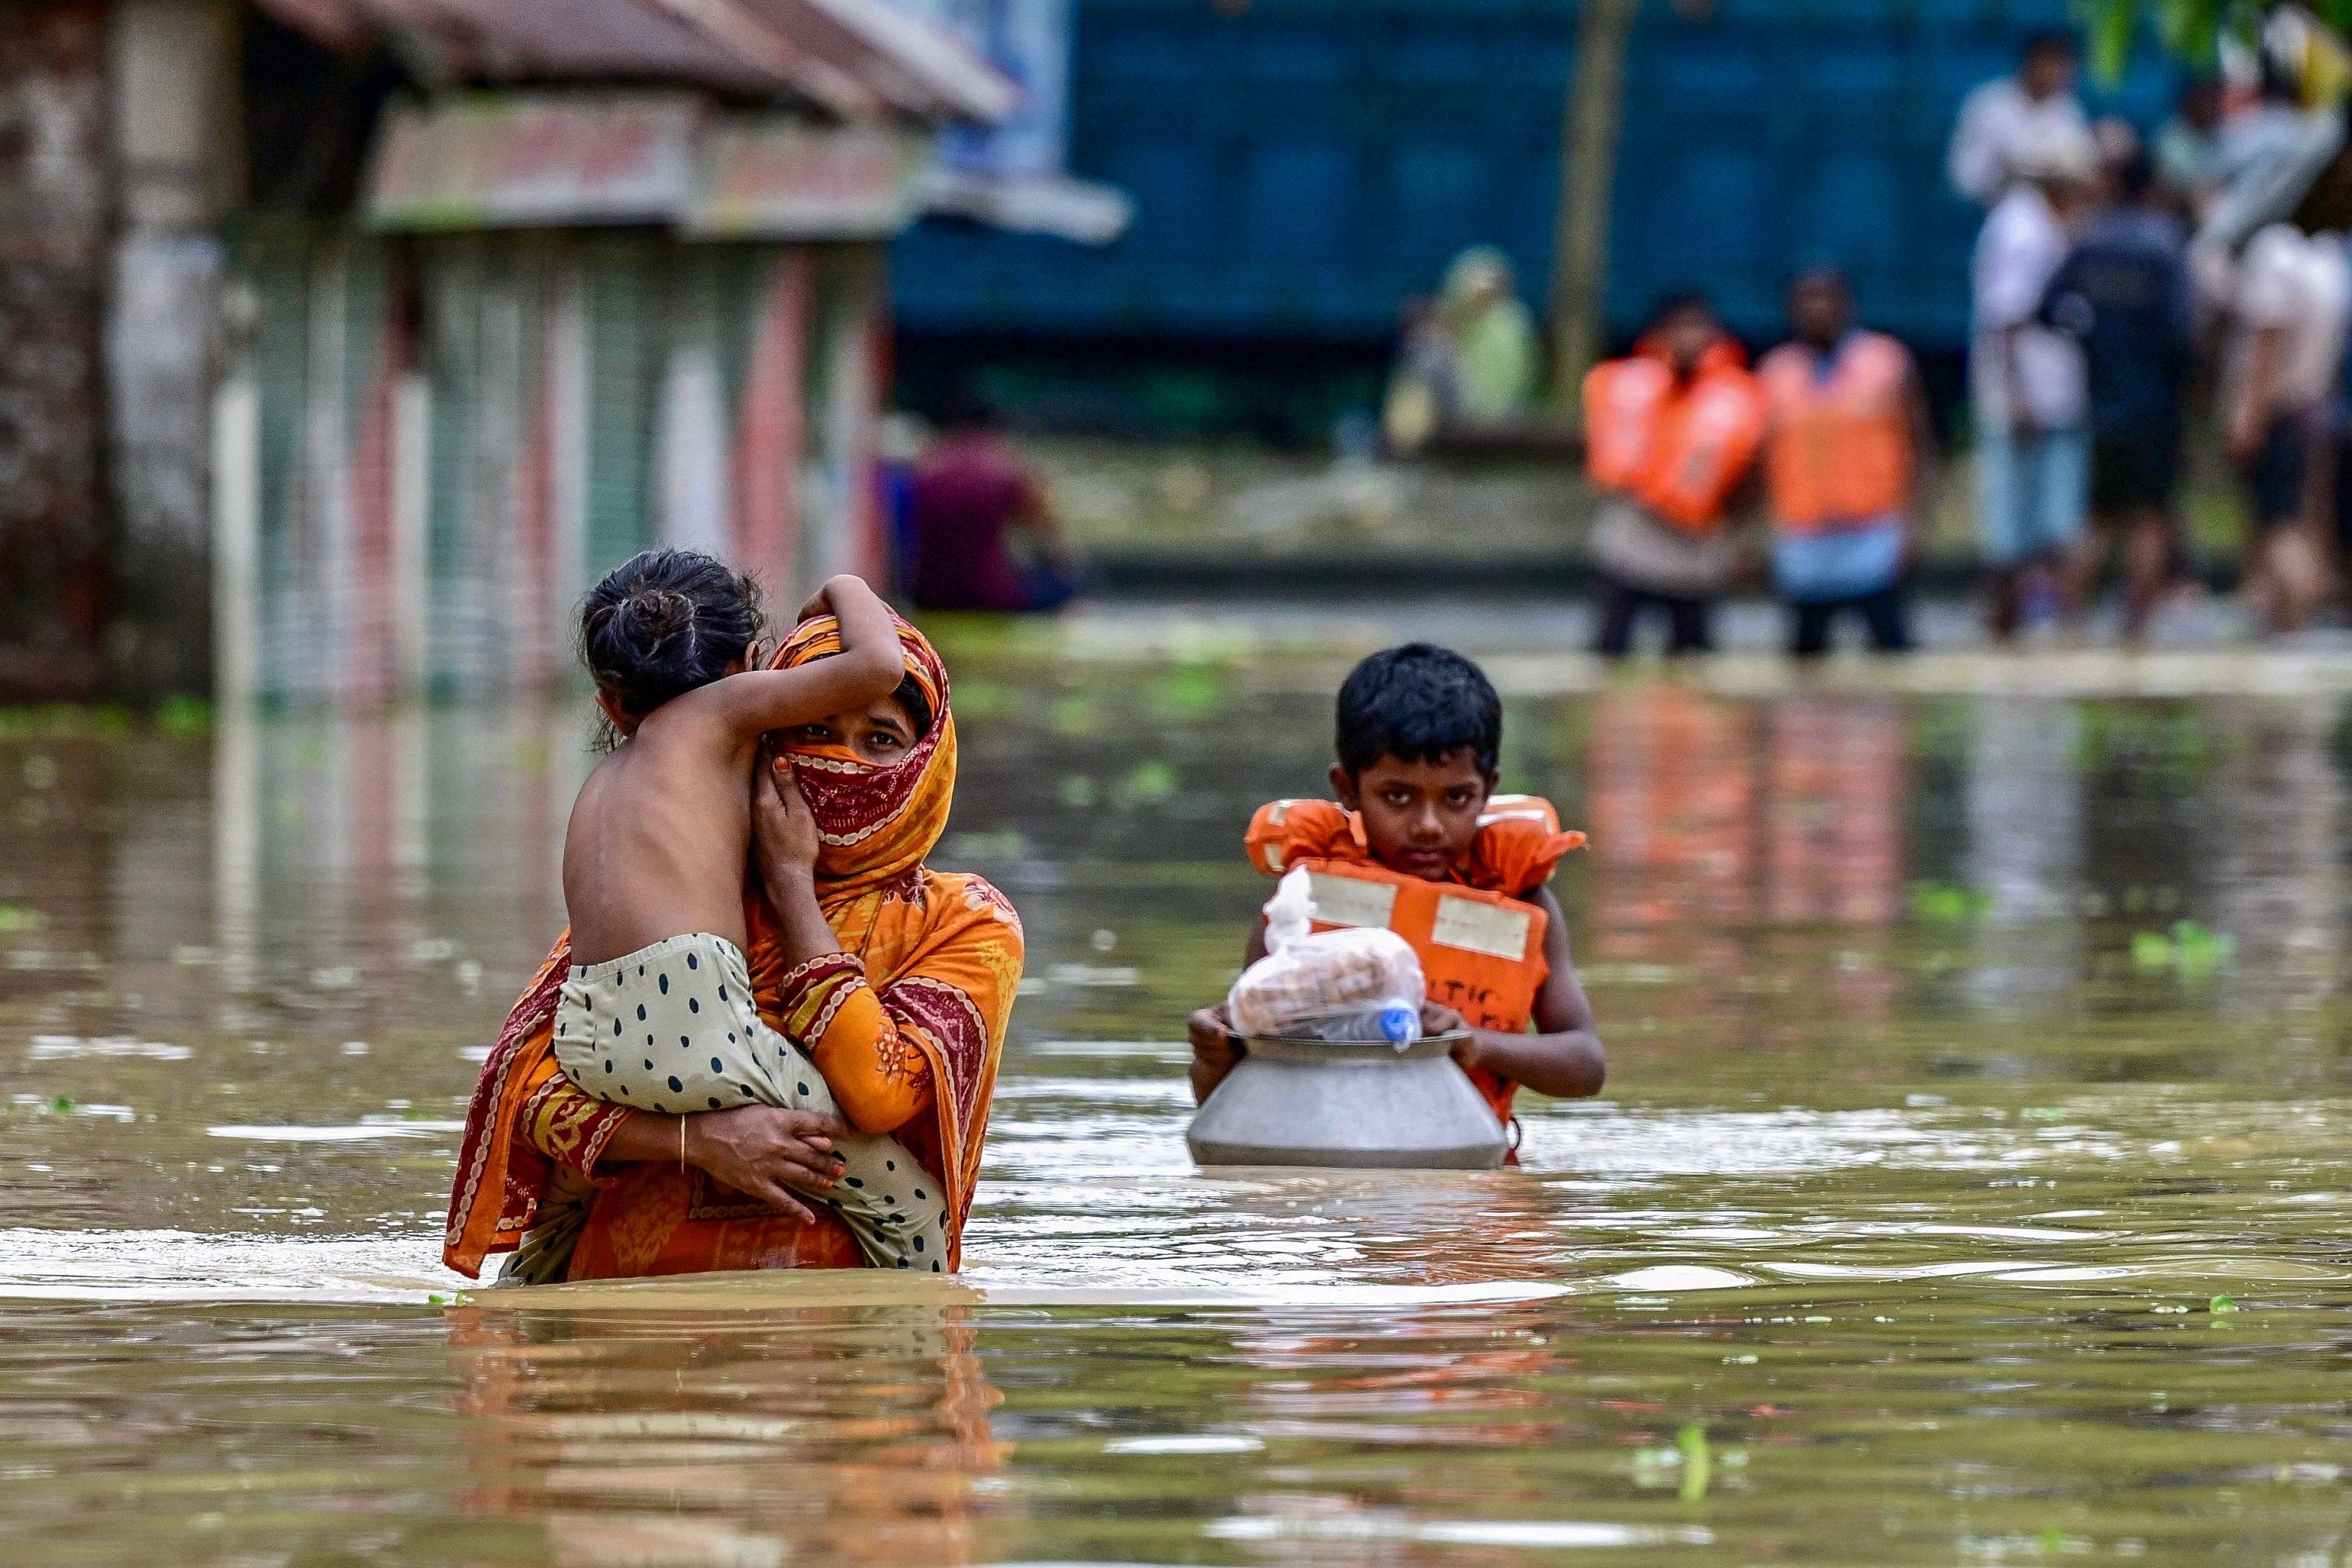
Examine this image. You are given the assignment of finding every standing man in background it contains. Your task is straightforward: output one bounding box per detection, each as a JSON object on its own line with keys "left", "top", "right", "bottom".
{"left": 2041, "top": 148, "right": 2196, "bottom": 639}
{"left": 1949, "top": 31, "right": 2089, "bottom": 207}
{"left": 1582, "top": 294, "right": 1768, "bottom": 657}
{"left": 1757, "top": 269, "right": 1931, "bottom": 657}
{"left": 1971, "top": 124, "right": 2097, "bottom": 640}
{"left": 2221, "top": 221, "right": 2350, "bottom": 634}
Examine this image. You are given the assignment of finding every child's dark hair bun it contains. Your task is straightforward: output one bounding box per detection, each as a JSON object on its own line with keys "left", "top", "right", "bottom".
{"left": 579, "top": 549, "right": 763, "bottom": 718}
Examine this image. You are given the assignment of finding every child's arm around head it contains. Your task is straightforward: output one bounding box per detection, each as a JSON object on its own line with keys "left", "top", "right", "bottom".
{"left": 666, "top": 574, "right": 908, "bottom": 745}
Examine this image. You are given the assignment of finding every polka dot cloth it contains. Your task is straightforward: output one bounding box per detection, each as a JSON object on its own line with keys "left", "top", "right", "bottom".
{"left": 553, "top": 931, "right": 948, "bottom": 1271}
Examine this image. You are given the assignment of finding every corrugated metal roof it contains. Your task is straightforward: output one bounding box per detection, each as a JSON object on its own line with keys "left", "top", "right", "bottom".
{"left": 250, "top": 0, "right": 1012, "bottom": 123}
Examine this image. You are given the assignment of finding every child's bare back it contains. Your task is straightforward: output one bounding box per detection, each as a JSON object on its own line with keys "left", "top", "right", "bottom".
{"left": 561, "top": 561, "right": 904, "bottom": 965}
{"left": 547, "top": 551, "right": 950, "bottom": 1273}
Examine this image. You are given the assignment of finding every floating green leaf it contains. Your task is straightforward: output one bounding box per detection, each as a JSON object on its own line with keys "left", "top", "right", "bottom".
{"left": 1909, "top": 880, "right": 1992, "bottom": 924}
{"left": 2209, "top": 1294, "right": 2237, "bottom": 1314}
{"left": 155, "top": 695, "right": 212, "bottom": 738}
{"left": 1120, "top": 760, "right": 1179, "bottom": 806}
{"left": 1676, "top": 1421, "right": 1711, "bottom": 1502}
{"left": 48, "top": 1096, "right": 73, "bottom": 1114}
{"left": 1150, "top": 663, "right": 1228, "bottom": 722}
{"left": 0, "top": 905, "right": 46, "bottom": 934}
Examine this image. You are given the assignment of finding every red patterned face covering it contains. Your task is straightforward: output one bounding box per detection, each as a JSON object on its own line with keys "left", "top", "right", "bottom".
{"left": 771, "top": 614, "right": 957, "bottom": 898}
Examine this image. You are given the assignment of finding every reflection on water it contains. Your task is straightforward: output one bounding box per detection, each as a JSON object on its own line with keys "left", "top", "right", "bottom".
{"left": 5, "top": 632, "right": 2352, "bottom": 1563}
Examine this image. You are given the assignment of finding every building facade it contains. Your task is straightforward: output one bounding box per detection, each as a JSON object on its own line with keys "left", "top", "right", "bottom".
{"left": 0, "top": 0, "right": 1011, "bottom": 705}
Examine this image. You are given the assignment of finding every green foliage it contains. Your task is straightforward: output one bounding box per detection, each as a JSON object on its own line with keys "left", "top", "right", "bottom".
{"left": 1909, "top": 880, "right": 1993, "bottom": 924}
{"left": 2130, "top": 920, "right": 2235, "bottom": 977}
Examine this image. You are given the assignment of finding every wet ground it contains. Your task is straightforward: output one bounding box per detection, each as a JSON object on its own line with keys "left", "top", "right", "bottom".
{"left": 5, "top": 606, "right": 2352, "bottom": 1565}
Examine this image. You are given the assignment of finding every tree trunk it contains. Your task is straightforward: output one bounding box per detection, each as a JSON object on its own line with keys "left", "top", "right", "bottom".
{"left": 1548, "top": 0, "right": 1638, "bottom": 416}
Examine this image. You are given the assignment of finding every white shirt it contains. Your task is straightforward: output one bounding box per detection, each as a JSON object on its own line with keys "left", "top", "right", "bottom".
{"left": 2228, "top": 223, "right": 2351, "bottom": 413}
{"left": 1970, "top": 186, "right": 2086, "bottom": 429}
{"left": 1947, "top": 76, "right": 2089, "bottom": 205}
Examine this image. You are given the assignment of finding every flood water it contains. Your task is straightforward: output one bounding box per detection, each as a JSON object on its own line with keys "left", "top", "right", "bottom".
{"left": 6, "top": 612, "right": 2352, "bottom": 1565}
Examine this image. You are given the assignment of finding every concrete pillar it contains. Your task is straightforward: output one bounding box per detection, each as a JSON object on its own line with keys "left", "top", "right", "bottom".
{"left": 105, "top": 0, "right": 240, "bottom": 698}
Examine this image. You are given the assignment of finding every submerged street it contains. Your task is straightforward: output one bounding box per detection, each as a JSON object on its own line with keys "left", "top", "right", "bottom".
{"left": 2, "top": 610, "right": 2350, "bottom": 1563}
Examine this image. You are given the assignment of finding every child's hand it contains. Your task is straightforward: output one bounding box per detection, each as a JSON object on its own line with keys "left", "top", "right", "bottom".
{"left": 799, "top": 573, "right": 877, "bottom": 624}
{"left": 1420, "top": 1001, "right": 1465, "bottom": 1037}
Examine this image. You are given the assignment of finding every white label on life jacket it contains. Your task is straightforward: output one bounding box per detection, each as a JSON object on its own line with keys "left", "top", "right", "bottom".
{"left": 1432, "top": 895, "right": 1532, "bottom": 960}
{"left": 1305, "top": 871, "right": 1399, "bottom": 931}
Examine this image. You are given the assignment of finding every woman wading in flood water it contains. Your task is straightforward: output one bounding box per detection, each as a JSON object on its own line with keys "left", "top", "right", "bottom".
{"left": 444, "top": 614, "right": 1022, "bottom": 1282}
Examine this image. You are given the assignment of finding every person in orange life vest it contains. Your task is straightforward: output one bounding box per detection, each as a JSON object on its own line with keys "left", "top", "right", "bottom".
{"left": 1186, "top": 644, "right": 1605, "bottom": 1135}
{"left": 1583, "top": 292, "right": 1769, "bottom": 658}
{"left": 1757, "top": 267, "right": 1934, "bottom": 657}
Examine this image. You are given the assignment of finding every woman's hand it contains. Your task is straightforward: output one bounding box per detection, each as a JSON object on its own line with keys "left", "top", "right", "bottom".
{"left": 682, "top": 1105, "right": 850, "bottom": 1222}
{"left": 753, "top": 743, "right": 822, "bottom": 892}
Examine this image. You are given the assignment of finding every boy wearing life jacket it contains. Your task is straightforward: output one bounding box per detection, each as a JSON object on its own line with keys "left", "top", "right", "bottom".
{"left": 1186, "top": 644, "right": 1606, "bottom": 1146}
{"left": 1757, "top": 267, "right": 1932, "bottom": 656}
{"left": 1583, "top": 292, "right": 1769, "bottom": 657}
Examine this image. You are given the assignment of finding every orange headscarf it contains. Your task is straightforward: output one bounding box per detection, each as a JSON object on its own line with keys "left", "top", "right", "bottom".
{"left": 775, "top": 611, "right": 956, "bottom": 896}
{"left": 444, "top": 614, "right": 1020, "bottom": 1280}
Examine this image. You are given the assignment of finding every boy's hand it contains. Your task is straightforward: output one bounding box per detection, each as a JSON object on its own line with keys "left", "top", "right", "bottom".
{"left": 1187, "top": 1004, "right": 1236, "bottom": 1060}
{"left": 1187, "top": 1004, "right": 1243, "bottom": 1107}
{"left": 1420, "top": 1001, "right": 1465, "bottom": 1037}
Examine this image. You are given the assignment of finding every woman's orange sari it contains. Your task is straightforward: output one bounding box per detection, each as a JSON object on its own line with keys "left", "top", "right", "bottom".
{"left": 444, "top": 616, "right": 1022, "bottom": 1281}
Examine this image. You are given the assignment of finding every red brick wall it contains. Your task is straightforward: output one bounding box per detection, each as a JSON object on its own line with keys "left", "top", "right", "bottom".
{"left": 0, "top": 0, "right": 109, "bottom": 700}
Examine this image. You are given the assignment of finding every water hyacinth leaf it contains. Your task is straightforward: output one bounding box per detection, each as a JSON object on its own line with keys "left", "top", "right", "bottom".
{"left": 1150, "top": 663, "right": 1228, "bottom": 722}
{"left": 1909, "top": 880, "right": 1991, "bottom": 924}
{"left": 2131, "top": 931, "right": 2175, "bottom": 970}
{"left": 2209, "top": 1294, "right": 2237, "bottom": 1314}
{"left": 1676, "top": 1422, "right": 1711, "bottom": 1502}
{"left": 1121, "top": 760, "right": 1179, "bottom": 805}
{"left": 1049, "top": 694, "right": 1097, "bottom": 736}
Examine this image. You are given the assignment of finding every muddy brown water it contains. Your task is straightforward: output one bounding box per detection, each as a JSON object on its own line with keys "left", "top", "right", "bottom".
{"left": 4, "top": 624, "right": 2351, "bottom": 1565}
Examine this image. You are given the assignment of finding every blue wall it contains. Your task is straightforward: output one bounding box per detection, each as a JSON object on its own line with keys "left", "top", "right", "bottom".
{"left": 892, "top": 0, "right": 2183, "bottom": 353}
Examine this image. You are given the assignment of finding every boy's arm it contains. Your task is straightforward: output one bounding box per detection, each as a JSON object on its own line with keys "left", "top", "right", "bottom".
{"left": 1186, "top": 914, "right": 1269, "bottom": 1106}
{"left": 1450, "top": 886, "right": 1605, "bottom": 1099}
{"left": 686, "top": 575, "right": 907, "bottom": 740}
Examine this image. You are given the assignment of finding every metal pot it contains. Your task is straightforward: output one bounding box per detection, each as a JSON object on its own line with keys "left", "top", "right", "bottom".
{"left": 1186, "top": 1031, "right": 1508, "bottom": 1170}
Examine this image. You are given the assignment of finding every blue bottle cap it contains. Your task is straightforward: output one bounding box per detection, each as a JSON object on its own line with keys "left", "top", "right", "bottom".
{"left": 1379, "top": 1005, "right": 1416, "bottom": 1044}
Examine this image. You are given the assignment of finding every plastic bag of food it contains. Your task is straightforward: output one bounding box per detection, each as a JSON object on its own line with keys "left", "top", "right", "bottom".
{"left": 1226, "top": 867, "right": 1424, "bottom": 1044}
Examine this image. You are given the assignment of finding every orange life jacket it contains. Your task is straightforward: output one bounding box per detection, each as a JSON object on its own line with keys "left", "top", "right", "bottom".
{"left": 1583, "top": 353, "right": 1767, "bottom": 534}
{"left": 1757, "top": 332, "right": 1915, "bottom": 532}
{"left": 1245, "top": 796, "right": 1586, "bottom": 1131}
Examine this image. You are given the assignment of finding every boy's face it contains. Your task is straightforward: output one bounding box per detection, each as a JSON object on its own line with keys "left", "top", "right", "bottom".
{"left": 1331, "top": 750, "right": 1492, "bottom": 882}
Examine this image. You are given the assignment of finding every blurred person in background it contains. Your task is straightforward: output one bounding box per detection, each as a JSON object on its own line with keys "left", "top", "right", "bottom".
{"left": 2220, "top": 219, "right": 2349, "bottom": 634}
{"left": 1949, "top": 30, "right": 2089, "bottom": 206}
{"left": 1757, "top": 268, "right": 1930, "bottom": 657}
{"left": 1439, "top": 247, "right": 1541, "bottom": 424}
{"left": 1971, "top": 121, "right": 2098, "bottom": 640}
{"left": 2041, "top": 147, "right": 2196, "bottom": 638}
{"left": 907, "top": 389, "right": 1082, "bottom": 615}
{"left": 2153, "top": 76, "right": 2227, "bottom": 211}
{"left": 1582, "top": 292, "right": 1767, "bottom": 657}
{"left": 1381, "top": 248, "right": 1541, "bottom": 452}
